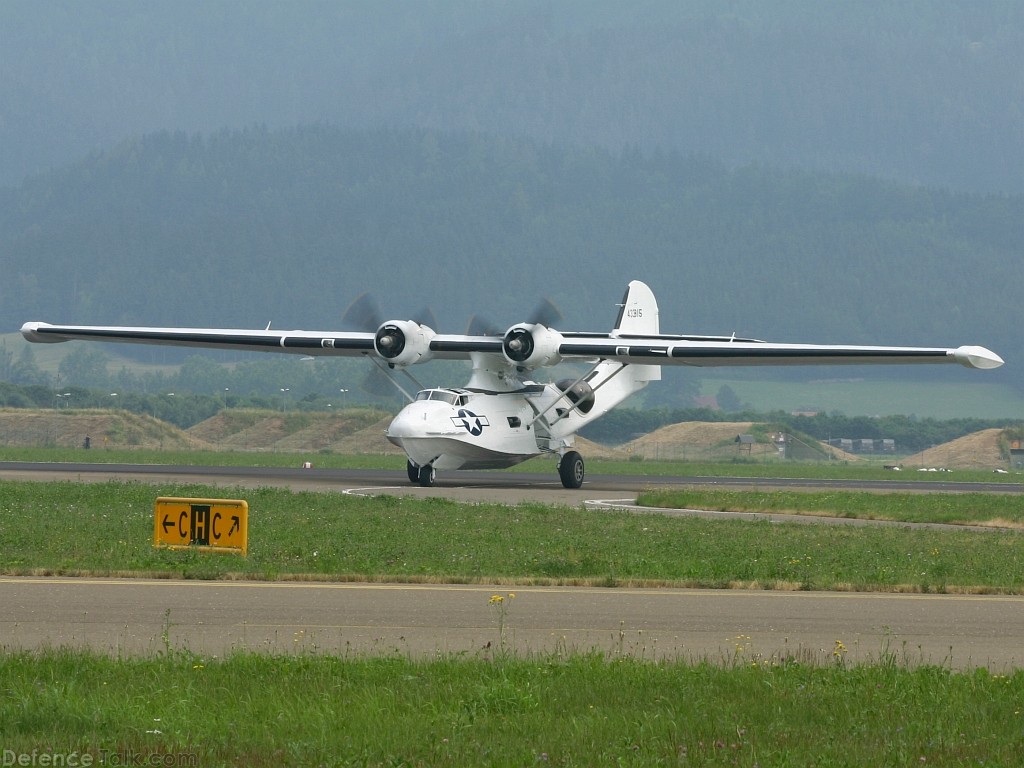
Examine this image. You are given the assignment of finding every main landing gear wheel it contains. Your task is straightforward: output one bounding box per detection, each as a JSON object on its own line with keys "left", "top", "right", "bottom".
{"left": 406, "top": 460, "right": 419, "bottom": 484}
{"left": 418, "top": 465, "right": 436, "bottom": 487}
{"left": 558, "top": 450, "right": 585, "bottom": 489}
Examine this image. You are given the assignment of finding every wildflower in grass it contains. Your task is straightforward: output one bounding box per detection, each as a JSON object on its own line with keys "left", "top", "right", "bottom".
{"left": 833, "top": 639, "right": 848, "bottom": 662}
{"left": 489, "top": 592, "right": 516, "bottom": 654}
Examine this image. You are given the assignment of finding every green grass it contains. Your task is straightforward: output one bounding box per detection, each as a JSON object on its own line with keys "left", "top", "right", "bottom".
{"left": 0, "top": 445, "right": 406, "bottom": 469}
{"left": 2, "top": 479, "right": 1022, "bottom": 593}
{"left": 3, "top": 473, "right": 1023, "bottom": 765}
{"left": 1, "top": 648, "right": 1021, "bottom": 767}
{"left": 637, "top": 488, "right": 1024, "bottom": 527}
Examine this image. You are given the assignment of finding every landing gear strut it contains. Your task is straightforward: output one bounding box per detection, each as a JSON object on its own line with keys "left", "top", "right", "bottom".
{"left": 558, "top": 450, "right": 585, "bottom": 489}
{"left": 418, "top": 464, "right": 436, "bottom": 487}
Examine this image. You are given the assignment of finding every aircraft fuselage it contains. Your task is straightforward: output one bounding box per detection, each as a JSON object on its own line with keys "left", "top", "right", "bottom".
{"left": 386, "top": 386, "right": 562, "bottom": 470}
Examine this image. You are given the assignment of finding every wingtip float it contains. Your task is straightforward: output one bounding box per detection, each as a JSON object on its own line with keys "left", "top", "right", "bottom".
{"left": 953, "top": 345, "right": 1004, "bottom": 370}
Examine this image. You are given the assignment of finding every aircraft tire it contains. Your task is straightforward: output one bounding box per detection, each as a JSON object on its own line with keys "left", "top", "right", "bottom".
{"left": 418, "top": 465, "right": 436, "bottom": 487}
{"left": 558, "top": 451, "right": 585, "bottom": 489}
{"left": 406, "top": 460, "right": 419, "bottom": 484}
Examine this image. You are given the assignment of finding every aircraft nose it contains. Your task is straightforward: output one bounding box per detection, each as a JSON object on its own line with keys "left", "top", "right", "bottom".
{"left": 386, "top": 405, "right": 425, "bottom": 438}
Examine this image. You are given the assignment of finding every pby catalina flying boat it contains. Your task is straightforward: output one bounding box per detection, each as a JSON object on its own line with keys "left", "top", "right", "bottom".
{"left": 22, "top": 280, "right": 1002, "bottom": 488}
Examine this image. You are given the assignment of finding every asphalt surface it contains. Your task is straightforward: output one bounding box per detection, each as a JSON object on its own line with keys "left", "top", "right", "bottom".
{"left": 2, "top": 461, "right": 1022, "bottom": 668}
{"left": 3, "top": 460, "right": 1023, "bottom": 506}
{"left": 3, "top": 577, "right": 1022, "bottom": 670}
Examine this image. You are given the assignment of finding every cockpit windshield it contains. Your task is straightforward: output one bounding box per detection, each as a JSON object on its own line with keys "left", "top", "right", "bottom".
{"left": 414, "top": 389, "right": 467, "bottom": 406}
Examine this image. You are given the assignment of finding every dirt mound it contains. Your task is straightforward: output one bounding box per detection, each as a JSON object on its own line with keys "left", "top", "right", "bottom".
{"left": 324, "top": 417, "right": 404, "bottom": 455}
{"left": 573, "top": 436, "right": 628, "bottom": 460}
{"left": 0, "top": 408, "right": 211, "bottom": 450}
{"left": 901, "top": 428, "right": 1006, "bottom": 470}
{"left": 622, "top": 421, "right": 757, "bottom": 461}
{"left": 187, "top": 408, "right": 395, "bottom": 453}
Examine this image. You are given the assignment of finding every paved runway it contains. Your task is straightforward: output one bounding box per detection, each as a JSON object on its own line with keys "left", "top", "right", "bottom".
{"left": 2, "top": 462, "right": 1022, "bottom": 669}
{"left": 3, "top": 577, "right": 1022, "bottom": 670}
{"left": 3, "top": 460, "right": 1022, "bottom": 508}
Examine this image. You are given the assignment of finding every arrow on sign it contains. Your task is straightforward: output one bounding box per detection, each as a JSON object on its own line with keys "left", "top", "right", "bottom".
{"left": 229, "top": 516, "right": 240, "bottom": 536}
{"left": 161, "top": 515, "right": 175, "bottom": 534}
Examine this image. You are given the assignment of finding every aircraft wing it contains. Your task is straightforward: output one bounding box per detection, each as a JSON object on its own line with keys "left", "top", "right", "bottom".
{"left": 21, "top": 321, "right": 1002, "bottom": 370}
{"left": 554, "top": 335, "right": 1004, "bottom": 370}
{"left": 20, "top": 322, "right": 381, "bottom": 356}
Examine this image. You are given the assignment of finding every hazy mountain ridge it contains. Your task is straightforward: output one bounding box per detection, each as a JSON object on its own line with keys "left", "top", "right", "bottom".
{"left": 1, "top": 1, "right": 1021, "bottom": 192}
{"left": 2, "top": 126, "right": 1019, "bottom": 385}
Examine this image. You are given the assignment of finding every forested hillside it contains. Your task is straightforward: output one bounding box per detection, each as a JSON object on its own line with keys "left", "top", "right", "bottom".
{"left": 1, "top": 1, "right": 1021, "bottom": 192}
{"left": 2, "top": 126, "right": 1020, "bottom": 392}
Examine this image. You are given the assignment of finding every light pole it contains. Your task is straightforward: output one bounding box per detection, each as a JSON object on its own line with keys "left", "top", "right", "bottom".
{"left": 339, "top": 388, "right": 349, "bottom": 410}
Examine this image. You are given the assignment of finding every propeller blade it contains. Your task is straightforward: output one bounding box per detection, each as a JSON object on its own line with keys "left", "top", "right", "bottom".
{"left": 467, "top": 314, "right": 503, "bottom": 337}
{"left": 360, "top": 364, "right": 394, "bottom": 396}
{"left": 414, "top": 306, "right": 439, "bottom": 331}
{"left": 529, "top": 297, "right": 563, "bottom": 328}
{"left": 341, "top": 292, "right": 382, "bottom": 332}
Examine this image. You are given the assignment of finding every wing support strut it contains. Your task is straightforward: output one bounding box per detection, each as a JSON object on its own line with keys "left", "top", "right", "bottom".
{"left": 367, "top": 356, "right": 425, "bottom": 403}
{"left": 526, "top": 360, "right": 606, "bottom": 429}
{"left": 527, "top": 359, "right": 633, "bottom": 431}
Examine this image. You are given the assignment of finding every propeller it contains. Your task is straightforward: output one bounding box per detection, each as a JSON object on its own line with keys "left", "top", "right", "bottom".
{"left": 413, "top": 306, "right": 439, "bottom": 332}
{"left": 360, "top": 362, "right": 396, "bottom": 396}
{"left": 467, "top": 297, "right": 562, "bottom": 338}
{"left": 342, "top": 292, "right": 439, "bottom": 333}
{"left": 466, "top": 314, "right": 503, "bottom": 337}
{"left": 529, "top": 297, "right": 563, "bottom": 328}
{"left": 341, "top": 292, "right": 382, "bottom": 332}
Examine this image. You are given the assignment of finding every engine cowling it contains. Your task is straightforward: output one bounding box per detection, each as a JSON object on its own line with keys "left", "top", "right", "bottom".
{"left": 374, "top": 320, "right": 435, "bottom": 367}
{"left": 555, "top": 378, "right": 596, "bottom": 414}
{"left": 502, "top": 323, "right": 562, "bottom": 369}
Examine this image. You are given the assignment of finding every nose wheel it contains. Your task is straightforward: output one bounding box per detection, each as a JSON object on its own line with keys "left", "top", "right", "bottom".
{"left": 407, "top": 460, "right": 436, "bottom": 487}
{"left": 558, "top": 450, "right": 585, "bottom": 489}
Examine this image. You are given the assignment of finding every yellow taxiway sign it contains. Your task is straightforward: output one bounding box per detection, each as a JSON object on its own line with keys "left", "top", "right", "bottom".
{"left": 154, "top": 497, "right": 248, "bottom": 555}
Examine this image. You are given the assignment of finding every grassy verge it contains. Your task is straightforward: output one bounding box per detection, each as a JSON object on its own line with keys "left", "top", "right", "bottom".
{"left": 1, "top": 648, "right": 1021, "bottom": 767}
{"left": 637, "top": 488, "right": 1024, "bottom": 527}
{"left": 2, "top": 479, "right": 1022, "bottom": 593}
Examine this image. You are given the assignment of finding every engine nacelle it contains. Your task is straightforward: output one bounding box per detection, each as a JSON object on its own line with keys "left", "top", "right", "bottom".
{"left": 555, "top": 378, "right": 596, "bottom": 414}
{"left": 502, "top": 323, "right": 562, "bottom": 369}
{"left": 374, "top": 320, "right": 435, "bottom": 367}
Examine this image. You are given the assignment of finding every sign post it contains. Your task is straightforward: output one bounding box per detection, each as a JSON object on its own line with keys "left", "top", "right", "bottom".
{"left": 154, "top": 497, "right": 248, "bottom": 555}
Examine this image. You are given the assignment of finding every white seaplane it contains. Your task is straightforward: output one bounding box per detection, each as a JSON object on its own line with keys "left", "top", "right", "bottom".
{"left": 22, "top": 280, "right": 1002, "bottom": 488}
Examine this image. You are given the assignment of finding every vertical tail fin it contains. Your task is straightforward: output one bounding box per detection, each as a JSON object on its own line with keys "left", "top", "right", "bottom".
{"left": 545, "top": 280, "right": 664, "bottom": 442}
{"left": 612, "top": 280, "right": 660, "bottom": 336}
{"left": 611, "top": 280, "right": 660, "bottom": 384}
